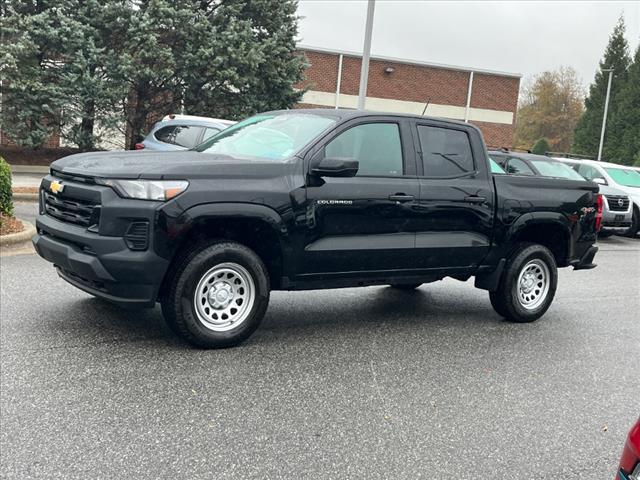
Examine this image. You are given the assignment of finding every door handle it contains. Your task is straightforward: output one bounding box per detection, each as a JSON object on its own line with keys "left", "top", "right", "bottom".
{"left": 464, "top": 196, "right": 486, "bottom": 204}
{"left": 389, "top": 194, "right": 415, "bottom": 202}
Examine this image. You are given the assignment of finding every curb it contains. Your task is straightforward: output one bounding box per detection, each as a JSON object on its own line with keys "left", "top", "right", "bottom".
{"left": 10, "top": 165, "right": 49, "bottom": 174}
{"left": 0, "top": 219, "right": 36, "bottom": 247}
{"left": 13, "top": 193, "right": 39, "bottom": 202}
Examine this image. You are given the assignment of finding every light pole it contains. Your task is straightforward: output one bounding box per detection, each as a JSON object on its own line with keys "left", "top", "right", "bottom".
{"left": 357, "top": 0, "right": 376, "bottom": 110}
{"left": 597, "top": 68, "right": 613, "bottom": 161}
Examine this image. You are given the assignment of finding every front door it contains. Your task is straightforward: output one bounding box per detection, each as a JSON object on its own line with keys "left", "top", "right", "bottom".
{"left": 412, "top": 121, "right": 495, "bottom": 269}
{"left": 300, "top": 118, "right": 421, "bottom": 275}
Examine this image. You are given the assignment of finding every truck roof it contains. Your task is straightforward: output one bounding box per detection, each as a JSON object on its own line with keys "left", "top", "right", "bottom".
{"left": 271, "top": 108, "right": 475, "bottom": 128}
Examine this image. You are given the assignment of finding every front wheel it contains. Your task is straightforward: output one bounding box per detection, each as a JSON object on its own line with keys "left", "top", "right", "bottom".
{"left": 161, "top": 241, "right": 270, "bottom": 348}
{"left": 489, "top": 243, "right": 557, "bottom": 323}
{"left": 624, "top": 207, "right": 639, "bottom": 238}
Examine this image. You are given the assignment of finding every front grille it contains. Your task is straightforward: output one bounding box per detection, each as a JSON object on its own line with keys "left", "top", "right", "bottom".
{"left": 605, "top": 195, "right": 630, "bottom": 212}
{"left": 43, "top": 191, "right": 100, "bottom": 228}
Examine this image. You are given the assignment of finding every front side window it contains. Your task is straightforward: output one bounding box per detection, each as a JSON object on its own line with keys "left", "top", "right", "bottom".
{"left": 417, "top": 125, "right": 474, "bottom": 177}
{"left": 506, "top": 158, "right": 535, "bottom": 175}
{"left": 202, "top": 127, "right": 221, "bottom": 143}
{"left": 196, "top": 113, "right": 337, "bottom": 160}
{"left": 324, "top": 123, "right": 403, "bottom": 176}
{"left": 577, "top": 164, "right": 602, "bottom": 181}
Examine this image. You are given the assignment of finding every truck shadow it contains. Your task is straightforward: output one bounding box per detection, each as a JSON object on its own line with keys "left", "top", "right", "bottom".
{"left": 63, "top": 285, "right": 507, "bottom": 348}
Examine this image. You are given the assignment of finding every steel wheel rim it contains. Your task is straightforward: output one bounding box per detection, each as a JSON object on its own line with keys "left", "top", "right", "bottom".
{"left": 194, "top": 262, "right": 255, "bottom": 332}
{"left": 516, "top": 259, "right": 550, "bottom": 310}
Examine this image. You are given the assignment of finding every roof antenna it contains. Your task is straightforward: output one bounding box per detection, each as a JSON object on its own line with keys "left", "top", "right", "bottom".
{"left": 421, "top": 99, "right": 430, "bottom": 116}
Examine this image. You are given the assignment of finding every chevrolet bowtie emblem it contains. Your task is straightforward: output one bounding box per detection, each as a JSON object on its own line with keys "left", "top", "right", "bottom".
{"left": 50, "top": 180, "right": 64, "bottom": 194}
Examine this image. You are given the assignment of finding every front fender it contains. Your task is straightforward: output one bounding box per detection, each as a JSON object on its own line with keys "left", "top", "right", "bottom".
{"left": 155, "top": 202, "right": 291, "bottom": 260}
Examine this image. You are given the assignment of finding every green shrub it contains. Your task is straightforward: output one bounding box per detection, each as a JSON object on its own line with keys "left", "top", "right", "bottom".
{"left": 0, "top": 156, "right": 14, "bottom": 217}
{"left": 531, "top": 138, "right": 551, "bottom": 155}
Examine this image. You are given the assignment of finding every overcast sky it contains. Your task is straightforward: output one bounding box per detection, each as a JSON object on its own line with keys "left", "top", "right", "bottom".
{"left": 297, "top": 1, "right": 640, "bottom": 89}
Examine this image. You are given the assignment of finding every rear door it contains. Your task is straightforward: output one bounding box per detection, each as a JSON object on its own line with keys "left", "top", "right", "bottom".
{"left": 413, "top": 121, "right": 494, "bottom": 269}
{"left": 300, "top": 117, "right": 421, "bottom": 275}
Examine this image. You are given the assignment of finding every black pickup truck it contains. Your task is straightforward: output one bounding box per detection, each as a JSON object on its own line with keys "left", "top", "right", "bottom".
{"left": 33, "top": 110, "right": 601, "bottom": 348}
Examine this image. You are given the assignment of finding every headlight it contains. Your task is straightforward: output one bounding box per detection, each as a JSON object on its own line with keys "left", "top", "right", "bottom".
{"left": 100, "top": 179, "right": 189, "bottom": 201}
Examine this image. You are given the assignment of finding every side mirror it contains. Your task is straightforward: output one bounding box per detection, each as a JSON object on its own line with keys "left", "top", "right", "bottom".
{"left": 593, "top": 177, "right": 606, "bottom": 185}
{"left": 311, "top": 157, "right": 359, "bottom": 177}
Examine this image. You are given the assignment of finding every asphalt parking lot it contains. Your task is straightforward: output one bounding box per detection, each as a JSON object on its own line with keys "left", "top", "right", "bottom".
{"left": 1, "top": 205, "right": 639, "bottom": 479}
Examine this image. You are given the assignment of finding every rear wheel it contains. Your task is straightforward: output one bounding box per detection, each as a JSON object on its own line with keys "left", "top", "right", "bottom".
{"left": 489, "top": 243, "right": 557, "bottom": 323}
{"left": 389, "top": 283, "right": 422, "bottom": 290}
{"left": 161, "top": 241, "right": 270, "bottom": 348}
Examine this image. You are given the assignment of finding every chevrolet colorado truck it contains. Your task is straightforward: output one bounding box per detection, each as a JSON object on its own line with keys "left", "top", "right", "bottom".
{"left": 33, "top": 110, "right": 601, "bottom": 348}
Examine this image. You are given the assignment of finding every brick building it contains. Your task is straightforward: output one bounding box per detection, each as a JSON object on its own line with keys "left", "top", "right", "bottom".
{"left": 296, "top": 46, "right": 521, "bottom": 148}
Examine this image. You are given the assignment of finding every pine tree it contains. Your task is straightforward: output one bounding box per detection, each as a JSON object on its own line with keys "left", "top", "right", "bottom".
{"left": 179, "top": 0, "right": 306, "bottom": 120}
{"left": 0, "top": 0, "right": 125, "bottom": 150}
{"left": 0, "top": 0, "right": 68, "bottom": 148}
{"left": 572, "top": 17, "right": 631, "bottom": 157}
{"left": 605, "top": 45, "right": 640, "bottom": 165}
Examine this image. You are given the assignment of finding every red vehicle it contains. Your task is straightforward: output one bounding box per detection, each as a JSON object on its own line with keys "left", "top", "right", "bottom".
{"left": 618, "top": 418, "right": 640, "bottom": 480}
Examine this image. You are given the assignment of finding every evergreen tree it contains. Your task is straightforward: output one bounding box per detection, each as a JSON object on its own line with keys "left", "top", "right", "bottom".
{"left": 0, "top": 0, "right": 124, "bottom": 150}
{"left": 106, "top": 0, "right": 186, "bottom": 149}
{"left": 572, "top": 17, "right": 631, "bottom": 157}
{"left": 0, "top": 0, "right": 68, "bottom": 148}
{"left": 2, "top": 0, "right": 306, "bottom": 150}
{"left": 179, "top": 0, "right": 306, "bottom": 120}
{"left": 606, "top": 45, "right": 640, "bottom": 165}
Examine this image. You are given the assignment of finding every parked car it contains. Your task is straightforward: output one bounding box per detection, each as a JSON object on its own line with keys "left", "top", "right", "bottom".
{"left": 34, "top": 110, "right": 601, "bottom": 348}
{"left": 617, "top": 417, "right": 640, "bottom": 480}
{"left": 537, "top": 158, "right": 632, "bottom": 238}
{"left": 555, "top": 158, "right": 640, "bottom": 237}
{"left": 488, "top": 150, "right": 586, "bottom": 181}
{"left": 136, "top": 114, "right": 235, "bottom": 151}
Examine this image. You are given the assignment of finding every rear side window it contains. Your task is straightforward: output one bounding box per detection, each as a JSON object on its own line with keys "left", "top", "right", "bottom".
{"left": 577, "top": 164, "right": 602, "bottom": 181}
{"left": 172, "top": 126, "right": 204, "bottom": 148}
{"left": 417, "top": 125, "right": 474, "bottom": 177}
{"left": 506, "top": 158, "right": 535, "bottom": 175}
{"left": 154, "top": 126, "right": 177, "bottom": 143}
{"left": 325, "top": 123, "right": 403, "bottom": 177}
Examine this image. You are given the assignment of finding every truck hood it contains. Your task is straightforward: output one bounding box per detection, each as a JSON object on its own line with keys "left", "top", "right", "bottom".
{"left": 50, "top": 150, "right": 292, "bottom": 180}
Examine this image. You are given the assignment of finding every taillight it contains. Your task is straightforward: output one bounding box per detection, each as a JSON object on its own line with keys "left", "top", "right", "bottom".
{"left": 134, "top": 143, "right": 145, "bottom": 150}
{"left": 595, "top": 193, "right": 603, "bottom": 231}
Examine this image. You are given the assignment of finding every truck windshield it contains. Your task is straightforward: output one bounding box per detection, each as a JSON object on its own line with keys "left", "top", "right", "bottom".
{"left": 530, "top": 160, "right": 585, "bottom": 180}
{"left": 605, "top": 167, "right": 640, "bottom": 187}
{"left": 194, "top": 113, "right": 337, "bottom": 160}
{"left": 489, "top": 157, "right": 505, "bottom": 174}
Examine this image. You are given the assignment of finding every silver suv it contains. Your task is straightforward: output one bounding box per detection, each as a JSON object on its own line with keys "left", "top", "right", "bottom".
{"left": 136, "top": 114, "right": 235, "bottom": 151}
{"left": 556, "top": 158, "right": 635, "bottom": 237}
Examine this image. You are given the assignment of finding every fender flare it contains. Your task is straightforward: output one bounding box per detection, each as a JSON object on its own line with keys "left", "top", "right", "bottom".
{"left": 506, "top": 211, "right": 573, "bottom": 262}
{"left": 162, "top": 202, "right": 293, "bottom": 266}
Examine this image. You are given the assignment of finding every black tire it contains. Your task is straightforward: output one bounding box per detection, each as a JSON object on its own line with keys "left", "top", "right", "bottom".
{"left": 624, "top": 207, "right": 639, "bottom": 238}
{"left": 389, "top": 283, "right": 422, "bottom": 290}
{"left": 161, "top": 241, "right": 270, "bottom": 348}
{"left": 489, "top": 242, "right": 557, "bottom": 323}
{"left": 598, "top": 230, "right": 614, "bottom": 239}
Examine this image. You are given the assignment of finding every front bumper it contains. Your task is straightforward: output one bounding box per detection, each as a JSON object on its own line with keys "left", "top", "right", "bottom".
{"left": 33, "top": 213, "right": 170, "bottom": 308}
